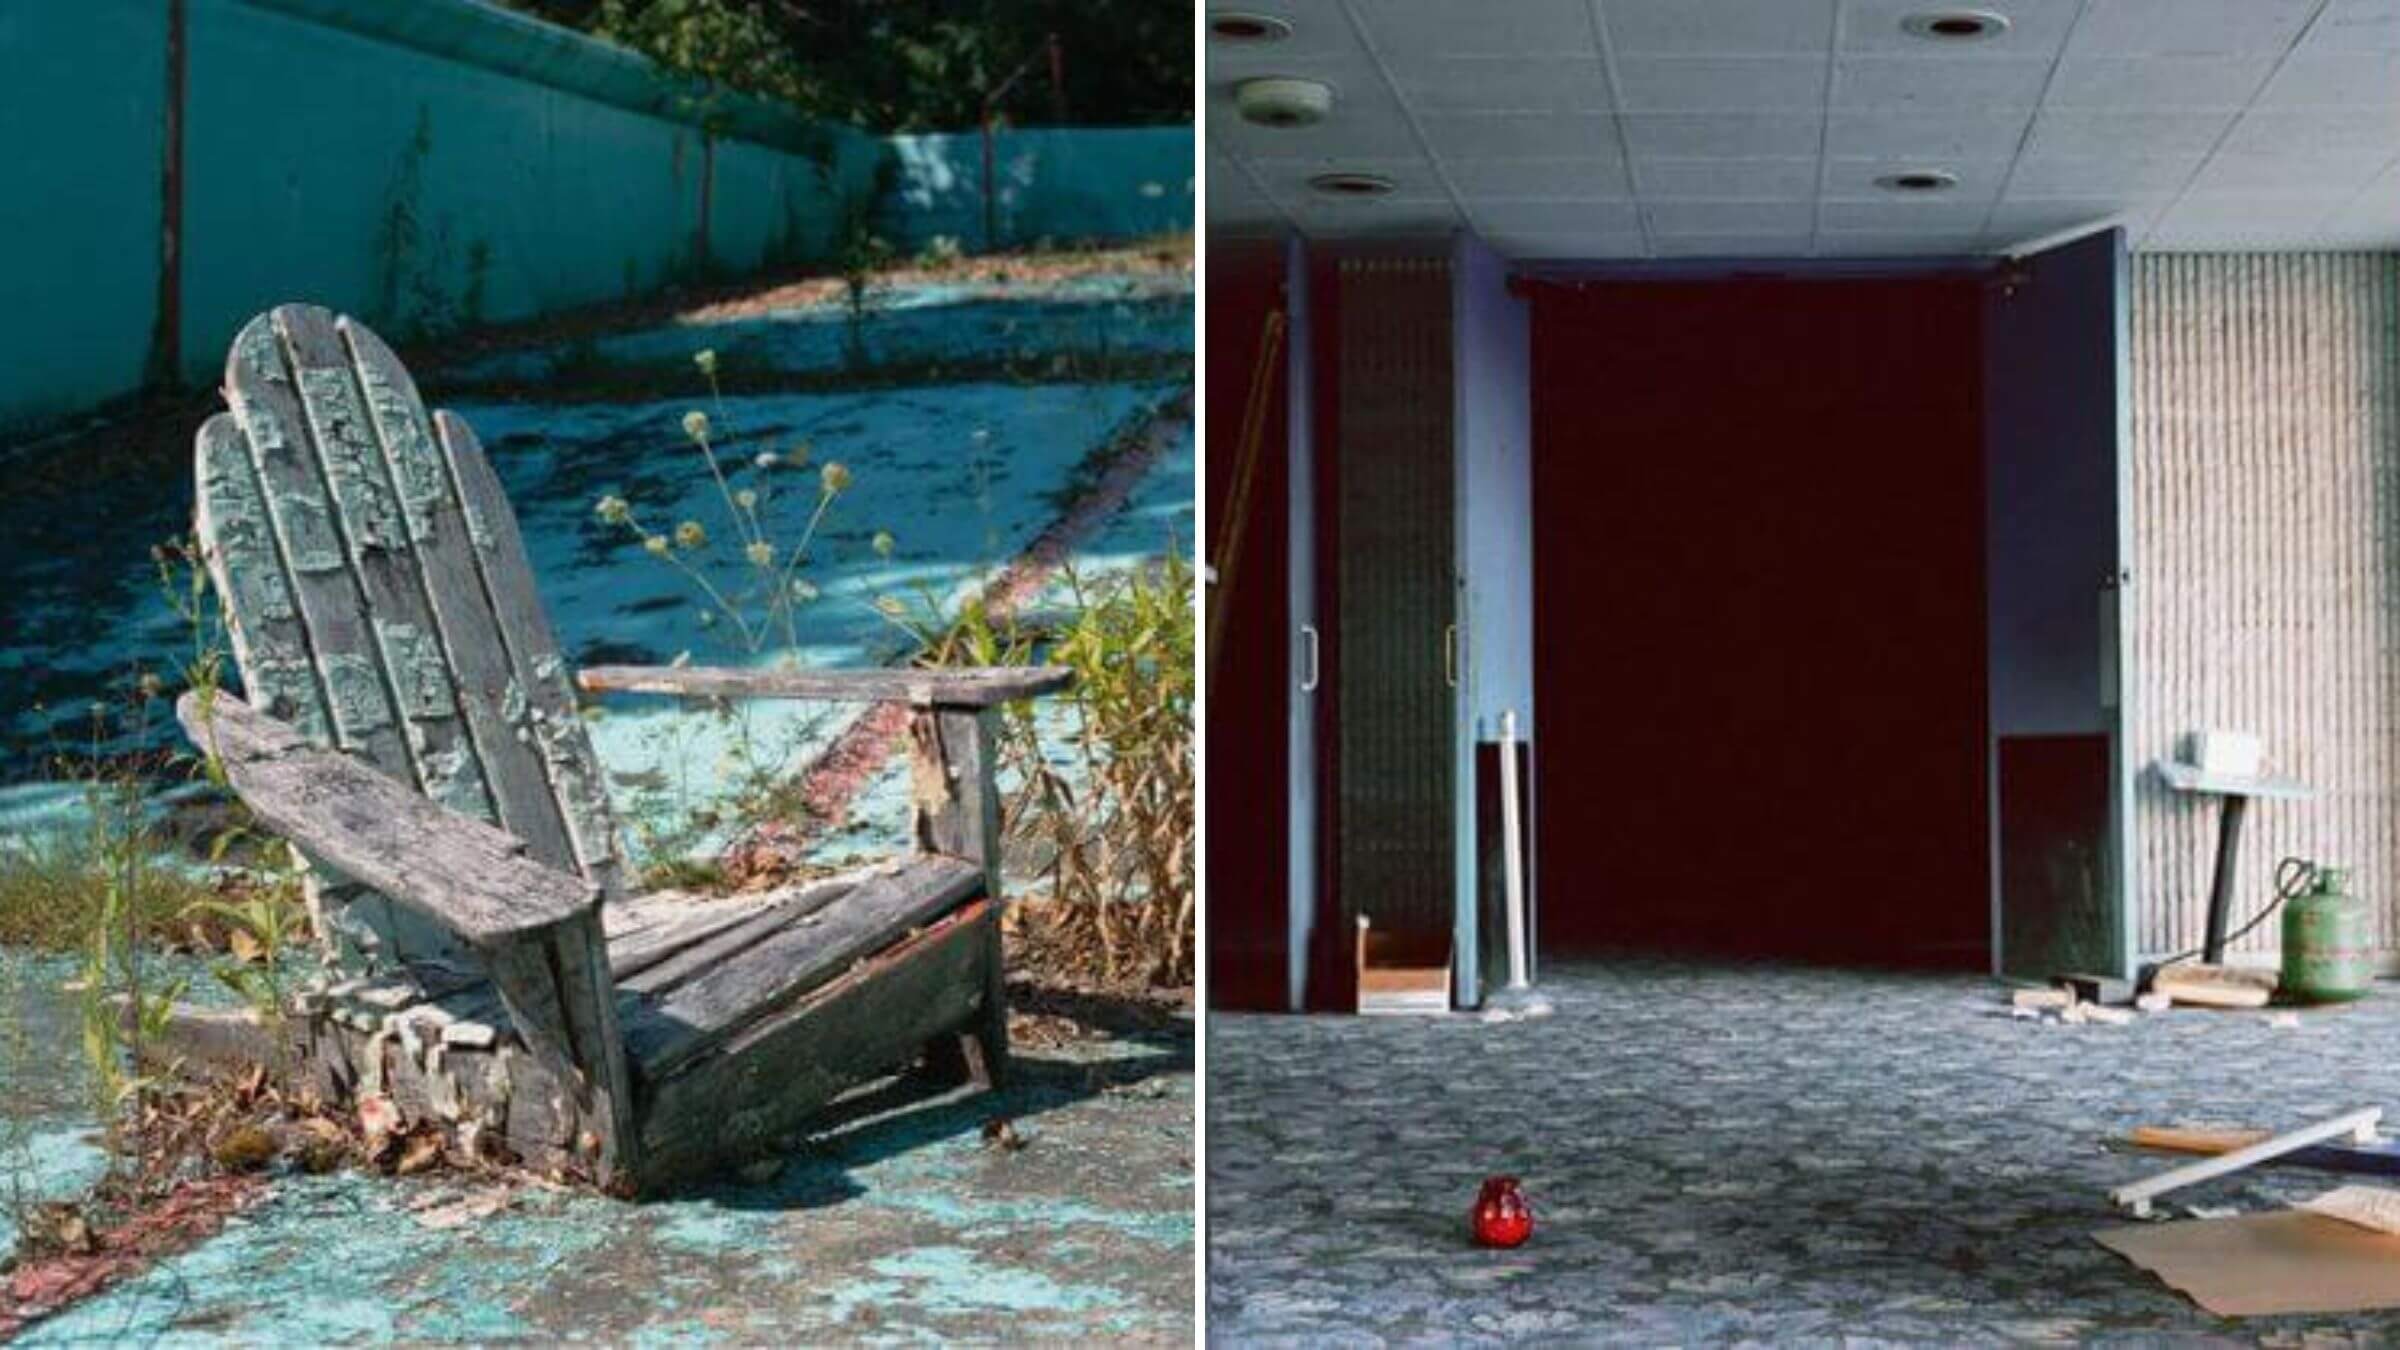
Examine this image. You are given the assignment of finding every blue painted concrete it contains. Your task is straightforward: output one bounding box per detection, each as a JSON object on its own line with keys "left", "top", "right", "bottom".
{"left": 6, "top": 993, "right": 1191, "bottom": 1343}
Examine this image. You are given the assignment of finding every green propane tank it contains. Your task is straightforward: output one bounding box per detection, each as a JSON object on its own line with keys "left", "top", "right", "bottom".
{"left": 2279, "top": 860, "right": 2374, "bottom": 1004}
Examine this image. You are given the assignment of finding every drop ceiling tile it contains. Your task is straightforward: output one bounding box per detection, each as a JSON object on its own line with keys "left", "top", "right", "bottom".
{"left": 2184, "top": 149, "right": 2397, "bottom": 194}
{"left": 1815, "top": 229, "right": 1989, "bottom": 255}
{"left": 1984, "top": 196, "right": 2168, "bottom": 241}
{"left": 1482, "top": 231, "right": 1652, "bottom": 259}
{"left": 1620, "top": 112, "right": 1826, "bottom": 157}
{"left": 1837, "top": 0, "right": 2084, "bottom": 55}
{"left": 2006, "top": 151, "right": 2208, "bottom": 193}
{"left": 2218, "top": 109, "right": 2400, "bottom": 157}
{"left": 1283, "top": 196, "right": 1464, "bottom": 236}
{"left": 1816, "top": 198, "right": 1994, "bottom": 230}
{"left": 2066, "top": 0, "right": 2319, "bottom": 57}
{"left": 1825, "top": 109, "right": 2035, "bottom": 158}
{"left": 1635, "top": 157, "right": 1822, "bottom": 199}
{"left": 2148, "top": 205, "right": 2345, "bottom": 249}
{"left": 1603, "top": 0, "right": 1837, "bottom": 55}
{"left": 2306, "top": 223, "right": 2400, "bottom": 248}
{"left": 1386, "top": 57, "right": 1615, "bottom": 113}
{"left": 1650, "top": 232, "right": 1818, "bottom": 257}
{"left": 1473, "top": 200, "right": 1644, "bottom": 234}
{"left": 2024, "top": 109, "right": 2240, "bottom": 157}
{"left": 1354, "top": 0, "right": 1599, "bottom": 57}
{"left": 1248, "top": 156, "right": 1449, "bottom": 204}
{"left": 1822, "top": 157, "right": 2012, "bottom": 202}
{"left": 1613, "top": 57, "right": 1831, "bottom": 111}
{"left": 1206, "top": 39, "right": 1384, "bottom": 85}
{"left": 2041, "top": 55, "right": 2277, "bottom": 107}
{"left": 1416, "top": 113, "right": 1621, "bottom": 160}
{"left": 2254, "top": 49, "right": 2400, "bottom": 108}
{"left": 1833, "top": 56, "right": 2056, "bottom": 109}
{"left": 1645, "top": 200, "right": 1818, "bottom": 233}
{"left": 1442, "top": 156, "right": 1634, "bottom": 199}
{"left": 2304, "top": 0, "right": 2400, "bottom": 51}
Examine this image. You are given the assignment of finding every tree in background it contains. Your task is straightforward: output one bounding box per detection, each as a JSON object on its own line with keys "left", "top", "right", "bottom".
{"left": 501, "top": 0, "right": 1193, "bottom": 131}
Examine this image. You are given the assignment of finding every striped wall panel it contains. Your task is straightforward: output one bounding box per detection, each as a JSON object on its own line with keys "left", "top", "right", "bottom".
{"left": 2130, "top": 253, "right": 2400, "bottom": 959}
{"left": 1334, "top": 256, "right": 1455, "bottom": 944}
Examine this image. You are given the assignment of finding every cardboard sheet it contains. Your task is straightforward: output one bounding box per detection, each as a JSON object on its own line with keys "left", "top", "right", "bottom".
{"left": 2096, "top": 1211, "right": 2400, "bottom": 1316}
{"left": 2301, "top": 1186, "right": 2400, "bottom": 1237}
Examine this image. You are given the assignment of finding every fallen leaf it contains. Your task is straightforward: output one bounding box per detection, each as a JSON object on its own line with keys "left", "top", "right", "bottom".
{"left": 395, "top": 1131, "right": 444, "bottom": 1176}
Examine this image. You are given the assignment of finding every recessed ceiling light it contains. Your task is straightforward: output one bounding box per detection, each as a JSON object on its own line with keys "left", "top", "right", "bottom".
{"left": 1210, "top": 11, "right": 1293, "bottom": 43}
{"left": 1901, "top": 9, "right": 2011, "bottom": 41}
{"left": 1876, "top": 170, "right": 1960, "bottom": 193}
{"left": 1309, "top": 172, "right": 1395, "bottom": 199}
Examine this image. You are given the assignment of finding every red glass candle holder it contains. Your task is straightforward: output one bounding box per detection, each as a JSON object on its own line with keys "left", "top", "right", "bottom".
{"left": 1471, "top": 1175, "right": 1533, "bottom": 1248}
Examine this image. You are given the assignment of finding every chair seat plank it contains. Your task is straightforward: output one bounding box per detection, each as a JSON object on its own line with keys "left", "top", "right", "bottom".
{"left": 606, "top": 868, "right": 890, "bottom": 984}
{"left": 339, "top": 316, "right": 581, "bottom": 875}
{"left": 620, "top": 855, "right": 984, "bottom": 1077}
{"left": 613, "top": 870, "right": 875, "bottom": 994}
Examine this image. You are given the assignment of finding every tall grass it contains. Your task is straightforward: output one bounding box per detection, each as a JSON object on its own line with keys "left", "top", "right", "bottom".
{"left": 893, "top": 556, "right": 1196, "bottom": 987}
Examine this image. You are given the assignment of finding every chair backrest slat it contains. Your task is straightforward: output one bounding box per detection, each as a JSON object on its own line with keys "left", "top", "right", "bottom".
{"left": 337, "top": 317, "right": 585, "bottom": 880}
{"left": 435, "top": 409, "right": 625, "bottom": 900}
{"left": 201, "top": 304, "right": 625, "bottom": 971}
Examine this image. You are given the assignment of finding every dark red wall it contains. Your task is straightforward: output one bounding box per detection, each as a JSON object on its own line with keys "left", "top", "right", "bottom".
{"left": 1530, "top": 278, "right": 1990, "bottom": 967}
{"left": 1203, "top": 241, "right": 1291, "bottom": 1010}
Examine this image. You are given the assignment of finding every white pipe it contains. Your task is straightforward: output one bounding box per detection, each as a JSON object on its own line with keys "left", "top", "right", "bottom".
{"left": 1501, "top": 709, "right": 1529, "bottom": 990}
{"left": 2110, "top": 1107, "right": 2382, "bottom": 1217}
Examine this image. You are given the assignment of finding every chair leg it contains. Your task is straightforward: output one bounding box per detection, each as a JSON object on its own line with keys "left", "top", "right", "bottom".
{"left": 926, "top": 917, "right": 1009, "bottom": 1091}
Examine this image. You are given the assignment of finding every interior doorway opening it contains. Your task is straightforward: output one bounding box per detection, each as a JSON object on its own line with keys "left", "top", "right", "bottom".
{"left": 1530, "top": 276, "right": 1992, "bottom": 969}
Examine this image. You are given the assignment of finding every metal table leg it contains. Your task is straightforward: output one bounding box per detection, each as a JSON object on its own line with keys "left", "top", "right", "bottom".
{"left": 2203, "top": 793, "right": 2249, "bottom": 963}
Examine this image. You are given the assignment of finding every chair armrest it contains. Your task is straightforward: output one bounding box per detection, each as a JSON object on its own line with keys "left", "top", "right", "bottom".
{"left": 177, "top": 693, "right": 596, "bottom": 945}
{"left": 575, "top": 664, "right": 1073, "bottom": 708}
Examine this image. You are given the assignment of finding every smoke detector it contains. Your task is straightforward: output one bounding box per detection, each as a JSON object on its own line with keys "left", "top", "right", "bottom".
{"left": 1235, "top": 77, "right": 1336, "bottom": 129}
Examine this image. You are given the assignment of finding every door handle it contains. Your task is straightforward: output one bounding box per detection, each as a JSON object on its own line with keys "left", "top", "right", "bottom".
{"left": 1299, "top": 624, "right": 1320, "bottom": 692}
{"left": 1444, "top": 624, "right": 1457, "bottom": 689}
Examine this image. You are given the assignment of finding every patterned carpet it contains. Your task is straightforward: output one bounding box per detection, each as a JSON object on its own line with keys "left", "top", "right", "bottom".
{"left": 1207, "top": 958, "right": 2400, "bottom": 1344}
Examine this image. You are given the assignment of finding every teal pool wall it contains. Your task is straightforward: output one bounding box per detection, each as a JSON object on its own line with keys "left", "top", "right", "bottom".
{"left": 0, "top": 0, "right": 1191, "bottom": 436}
{"left": 881, "top": 127, "right": 1195, "bottom": 254}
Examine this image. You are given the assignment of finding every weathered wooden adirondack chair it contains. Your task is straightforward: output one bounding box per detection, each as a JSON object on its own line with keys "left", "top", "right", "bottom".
{"left": 165, "top": 303, "right": 1068, "bottom": 1195}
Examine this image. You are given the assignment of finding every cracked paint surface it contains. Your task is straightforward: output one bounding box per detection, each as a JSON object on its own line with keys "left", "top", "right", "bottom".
{"left": 10, "top": 998, "right": 1190, "bottom": 1345}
